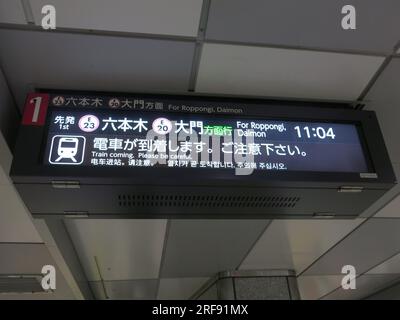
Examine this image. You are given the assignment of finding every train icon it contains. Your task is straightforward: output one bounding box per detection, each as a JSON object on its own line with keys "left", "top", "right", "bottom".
{"left": 49, "top": 135, "right": 86, "bottom": 165}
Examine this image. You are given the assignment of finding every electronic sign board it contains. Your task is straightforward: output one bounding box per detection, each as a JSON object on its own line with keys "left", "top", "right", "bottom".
{"left": 44, "top": 109, "right": 370, "bottom": 174}
{"left": 10, "top": 91, "right": 396, "bottom": 219}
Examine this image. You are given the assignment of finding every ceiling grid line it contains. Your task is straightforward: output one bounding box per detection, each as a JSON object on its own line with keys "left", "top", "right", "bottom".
{"left": 187, "top": 0, "right": 211, "bottom": 91}
{"left": 321, "top": 275, "right": 400, "bottom": 300}
{"left": 297, "top": 218, "right": 370, "bottom": 277}
{"left": 235, "top": 220, "right": 273, "bottom": 271}
{"left": 20, "top": 0, "right": 34, "bottom": 24}
{"left": 297, "top": 197, "right": 400, "bottom": 277}
{"left": 94, "top": 255, "right": 109, "bottom": 299}
{"left": 155, "top": 220, "right": 171, "bottom": 298}
{"left": 357, "top": 55, "right": 394, "bottom": 106}
{"left": 318, "top": 249, "right": 400, "bottom": 299}
{"left": 362, "top": 278, "right": 400, "bottom": 300}
{"left": 203, "top": 38, "right": 389, "bottom": 58}
{"left": 0, "top": 23, "right": 197, "bottom": 42}
{"left": 297, "top": 217, "right": 400, "bottom": 299}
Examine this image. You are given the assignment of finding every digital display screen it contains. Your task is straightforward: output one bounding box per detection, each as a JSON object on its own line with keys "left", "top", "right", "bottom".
{"left": 43, "top": 109, "right": 370, "bottom": 173}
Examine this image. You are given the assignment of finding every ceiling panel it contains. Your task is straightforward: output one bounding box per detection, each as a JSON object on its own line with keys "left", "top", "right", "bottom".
{"left": 0, "top": 130, "right": 12, "bottom": 186}
{"left": 161, "top": 219, "right": 270, "bottom": 278}
{"left": 367, "top": 252, "right": 400, "bottom": 275}
{"left": 197, "top": 282, "right": 218, "bottom": 300}
{"left": 361, "top": 164, "right": 399, "bottom": 218}
{"left": 240, "top": 219, "right": 364, "bottom": 274}
{"left": 65, "top": 219, "right": 167, "bottom": 281}
{"left": 0, "top": 243, "right": 52, "bottom": 274}
{"left": 0, "top": 243, "right": 76, "bottom": 299}
{"left": 297, "top": 275, "right": 342, "bottom": 300}
{"left": 0, "top": 29, "right": 195, "bottom": 110}
{"left": 196, "top": 43, "right": 384, "bottom": 100}
{"left": 29, "top": 0, "right": 203, "bottom": 37}
{"left": 323, "top": 274, "right": 400, "bottom": 300}
{"left": 0, "top": 0, "right": 26, "bottom": 24}
{"left": 374, "top": 193, "right": 400, "bottom": 218}
{"left": 90, "top": 279, "right": 158, "bottom": 299}
{"left": 0, "top": 185, "right": 43, "bottom": 243}
{"left": 0, "top": 68, "right": 20, "bottom": 149}
{"left": 302, "top": 218, "right": 400, "bottom": 276}
{"left": 206, "top": 0, "right": 400, "bottom": 54}
{"left": 157, "top": 277, "right": 209, "bottom": 300}
{"left": 364, "top": 58, "right": 400, "bottom": 164}
{"left": 0, "top": 276, "right": 75, "bottom": 300}
{"left": 367, "top": 281, "right": 400, "bottom": 299}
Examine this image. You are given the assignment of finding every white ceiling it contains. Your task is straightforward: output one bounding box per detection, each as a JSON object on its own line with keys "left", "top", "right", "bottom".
{"left": 65, "top": 219, "right": 167, "bottom": 281}
{"left": 364, "top": 58, "right": 400, "bottom": 164}
{"left": 0, "top": 29, "right": 196, "bottom": 109}
{"left": 298, "top": 251, "right": 400, "bottom": 300}
{"left": 29, "top": 0, "right": 203, "bottom": 36}
{"left": 323, "top": 274, "right": 400, "bottom": 300}
{"left": 90, "top": 279, "right": 158, "bottom": 299}
{"left": 367, "top": 253, "right": 400, "bottom": 275}
{"left": 0, "top": 185, "right": 43, "bottom": 243}
{"left": 374, "top": 194, "right": 400, "bottom": 218}
{"left": 196, "top": 44, "right": 384, "bottom": 100}
{"left": 302, "top": 219, "right": 400, "bottom": 276}
{"left": 297, "top": 275, "right": 342, "bottom": 300}
{"left": 157, "top": 277, "right": 208, "bottom": 300}
{"left": 239, "top": 219, "right": 364, "bottom": 274}
{"left": 160, "top": 220, "right": 270, "bottom": 278}
{"left": 0, "top": 118, "right": 42, "bottom": 243}
{"left": 206, "top": 0, "right": 400, "bottom": 54}
{"left": 0, "top": 242, "right": 76, "bottom": 299}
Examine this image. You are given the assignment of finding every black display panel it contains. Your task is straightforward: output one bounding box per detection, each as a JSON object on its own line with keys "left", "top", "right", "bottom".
{"left": 43, "top": 109, "right": 370, "bottom": 173}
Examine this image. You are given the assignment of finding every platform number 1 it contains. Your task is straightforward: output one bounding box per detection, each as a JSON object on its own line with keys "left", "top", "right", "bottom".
{"left": 30, "top": 96, "right": 43, "bottom": 123}
{"left": 22, "top": 93, "right": 49, "bottom": 126}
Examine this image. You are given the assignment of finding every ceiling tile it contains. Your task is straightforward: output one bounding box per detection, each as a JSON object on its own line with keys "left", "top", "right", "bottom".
{"left": 29, "top": 0, "right": 202, "bottom": 37}
{"left": 196, "top": 43, "right": 384, "bottom": 100}
{"left": 157, "top": 277, "right": 209, "bottom": 300}
{"left": 367, "top": 252, "right": 400, "bottom": 275}
{"left": 323, "top": 274, "right": 400, "bottom": 300}
{"left": 0, "top": 186, "right": 43, "bottom": 243}
{"left": 197, "top": 282, "right": 218, "bottom": 300}
{"left": 297, "top": 275, "right": 343, "bottom": 300}
{"left": 0, "top": 273, "right": 75, "bottom": 300}
{"left": 0, "top": 29, "right": 195, "bottom": 110}
{"left": 0, "top": 68, "right": 20, "bottom": 149}
{"left": 374, "top": 193, "right": 400, "bottom": 218}
{"left": 65, "top": 219, "right": 167, "bottom": 281}
{"left": 0, "top": 243, "right": 52, "bottom": 274}
{"left": 367, "top": 281, "right": 400, "bottom": 299}
{"left": 206, "top": 0, "right": 400, "bottom": 54}
{"left": 302, "top": 219, "right": 400, "bottom": 276}
{"left": 361, "top": 164, "right": 399, "bottom": 218}
{"left": 364, "top": 58, "right": 400, "bottom": 164}
{"left": 161, "top": 219, "right": 270, "bottom": 278}
{"left": 0, "top": 131, "right": 12, "bottom": 186}
{"left": 239, "top": 219, "right": 364, "bottom": 274}
{"left": 0, "top": 0, "right": 26, "bottom": 24}
{"left": 90, "top": 279, "right": 158, "bottom": 299}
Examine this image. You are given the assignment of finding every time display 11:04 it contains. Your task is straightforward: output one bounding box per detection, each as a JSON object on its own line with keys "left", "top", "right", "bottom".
{"left": 294, "top": 126, "right": 336, "bottom": 139}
